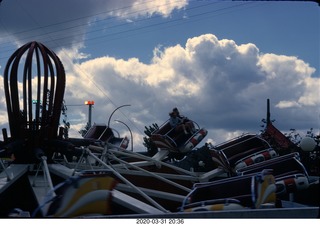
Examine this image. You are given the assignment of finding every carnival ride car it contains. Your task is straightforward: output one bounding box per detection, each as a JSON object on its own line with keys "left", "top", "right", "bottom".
{"left": 150, "top": 119, "right": 207, "bottom": 154}
{"left": 0, "top": 42, "right": 318, "bottom": 218}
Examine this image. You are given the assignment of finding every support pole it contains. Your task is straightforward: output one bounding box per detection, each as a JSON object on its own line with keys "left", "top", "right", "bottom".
{"left": 88, "top": 104, "right": 92, "bottom": 128}
{"left": 85, "top": 101, "right": 95, "bottom": 128}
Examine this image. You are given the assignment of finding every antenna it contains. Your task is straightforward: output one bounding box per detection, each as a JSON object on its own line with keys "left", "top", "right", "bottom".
{"left": 267, "top": 98, "right": 271, "bottom": 125}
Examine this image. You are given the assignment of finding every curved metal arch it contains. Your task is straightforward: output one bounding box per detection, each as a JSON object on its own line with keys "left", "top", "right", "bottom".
{"left": 3, "top": 41, "right": 66, "bottom": 161}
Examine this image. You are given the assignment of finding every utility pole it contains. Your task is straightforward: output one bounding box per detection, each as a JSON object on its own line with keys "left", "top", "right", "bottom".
{"left": 84, "top": 100, "right": 94, "bottom": 128}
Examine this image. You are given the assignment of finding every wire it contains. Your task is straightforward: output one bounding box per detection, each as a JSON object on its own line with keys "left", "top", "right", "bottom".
{"left": 0, "top": 1, "right": 258, "bottom": 60}
{"left": 0, "top": 0, "right": 186, "bottom": 46}
{"left": 0, "top": 0, "right": 267, "bottom": 137}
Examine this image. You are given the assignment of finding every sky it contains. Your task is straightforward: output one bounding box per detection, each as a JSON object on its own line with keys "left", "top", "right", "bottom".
{"left": 0, "top": 0, "right": 319, "bottom": 151}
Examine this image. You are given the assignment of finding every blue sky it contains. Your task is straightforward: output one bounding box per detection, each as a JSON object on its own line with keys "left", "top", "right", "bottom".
{"left": 84, "top": 1, "right": 319, "bottom": 69}
{"left": 0, "top": 0, "right": 319, "bottom": 150}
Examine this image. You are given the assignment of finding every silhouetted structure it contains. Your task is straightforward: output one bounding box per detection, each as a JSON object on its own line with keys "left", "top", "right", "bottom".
{"left": 3, "top": 41, "right": 66, "bottom": 163}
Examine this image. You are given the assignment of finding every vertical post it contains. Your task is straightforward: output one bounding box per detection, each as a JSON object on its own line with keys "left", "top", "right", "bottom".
{"left": 266, "top": 98, "right": 271, "bottom": 125}
{"left": 85, "top": 100, "right": 95, "bottom": 128}
{"left": 2, "top": 128, "right": 8, "bottom": 142}
{"left": 88, "top": 104, "right": 92, "bottom": 128}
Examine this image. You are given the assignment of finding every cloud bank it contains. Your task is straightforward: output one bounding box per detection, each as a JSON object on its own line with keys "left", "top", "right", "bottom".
{"left": 52, "top": 33, "right": 318, "bottom": 149}
{"left": 0, "top": 0, "right": 318, "bottom": 150}
{"left": 0, "top": 33, "right": 318, "bottom": 149}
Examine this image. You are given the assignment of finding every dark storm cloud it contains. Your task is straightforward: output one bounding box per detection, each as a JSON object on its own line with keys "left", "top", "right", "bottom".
{"left": 0, "top": 0, "right": 187, "bottom": 51}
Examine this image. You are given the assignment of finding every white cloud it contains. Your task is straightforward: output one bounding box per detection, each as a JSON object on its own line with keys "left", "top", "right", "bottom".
{"left": 298, "top": 77, "right": 320, "bottom": 106}
{"left": 0, "top": 33, "right": 318, "bottom": 151}
{"left": 119, "top": 0, "right": 188, "bottom": 18}
{"left": 50, "top": 33, "right": 317, "bottom": 151}
{"left": 276, "top": 100, "right": 301, "bottom": 109}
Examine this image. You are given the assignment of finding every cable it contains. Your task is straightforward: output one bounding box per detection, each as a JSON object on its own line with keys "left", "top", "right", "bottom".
{"left": 0, "top": 1, "right": 269, "bottom": 137}
{"left": 0, "top": 0, "right": 187, "bottom": 45}
{"left": 0, "top": 1, "right": 257, "bottom": 60}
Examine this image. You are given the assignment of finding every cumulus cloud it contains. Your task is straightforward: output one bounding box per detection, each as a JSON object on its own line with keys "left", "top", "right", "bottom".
{"left": 0, "top": 32, "right": 318, "bottom": 150}
{"left": 51, "top": 33, "right": 318, "bottom": 149}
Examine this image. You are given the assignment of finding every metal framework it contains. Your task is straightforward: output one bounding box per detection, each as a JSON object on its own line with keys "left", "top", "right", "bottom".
{"left": 3, "top": 41, "right": 66, "bottom": 162}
